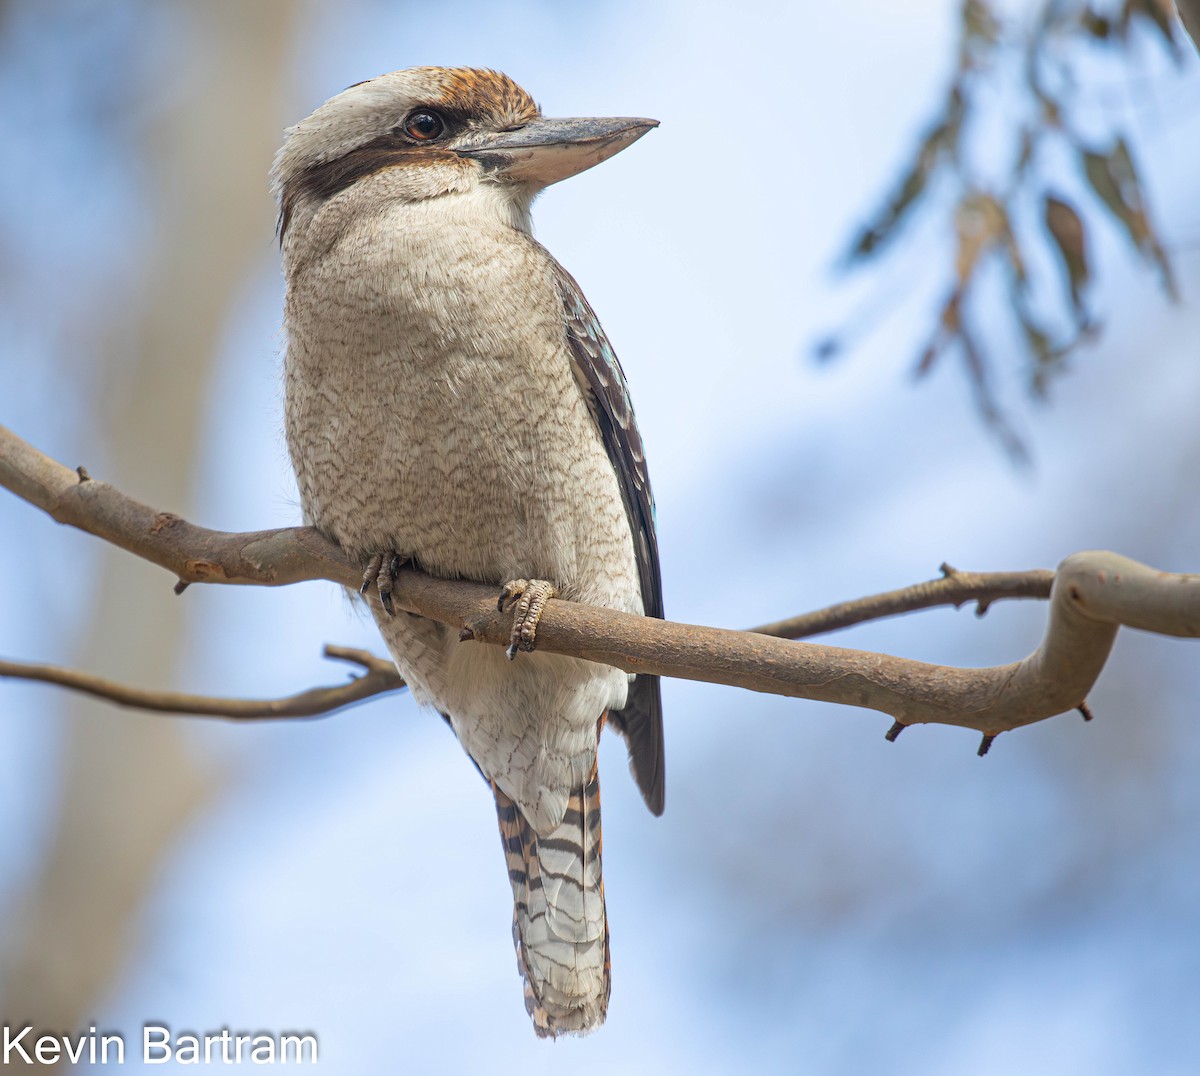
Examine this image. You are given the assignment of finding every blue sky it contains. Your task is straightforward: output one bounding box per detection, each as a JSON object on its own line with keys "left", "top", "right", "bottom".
{"left": 2, "top": 1, "right": 1200, "bottom": 1072}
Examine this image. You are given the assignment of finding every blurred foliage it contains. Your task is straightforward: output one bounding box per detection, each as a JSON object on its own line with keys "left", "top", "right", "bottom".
{"left": 817, "top": 0, "right": 1185, "bottom": 459}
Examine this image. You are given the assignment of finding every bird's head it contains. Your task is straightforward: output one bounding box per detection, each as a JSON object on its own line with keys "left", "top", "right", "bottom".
{"left": 272, "top": 66, "right": 657, "bottom": 239}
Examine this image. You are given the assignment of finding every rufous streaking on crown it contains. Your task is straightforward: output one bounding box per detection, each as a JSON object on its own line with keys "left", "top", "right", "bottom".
{"left": 271, "top": 67, "right": 662, "bottom": 1037}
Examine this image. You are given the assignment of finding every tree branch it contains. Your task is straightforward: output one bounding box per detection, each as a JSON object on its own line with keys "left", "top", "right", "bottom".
{"left": 0, "top": 563, "right": 1061, "bottom": 723}
{"left": 751, "top": 563, "right": 1055, "bottom": 639}
{"left": 0, "top": 645, "right": 404, "bottom": 720}
{"left": 4, "top": 424, "right": 1199, "bottom": 743}
{"left": 0, "top": 424, "right": 359, "bottom": 591}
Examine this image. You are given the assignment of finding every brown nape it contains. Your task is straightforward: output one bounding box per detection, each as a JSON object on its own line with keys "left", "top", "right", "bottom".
{"left": 277, "top": 137, "right": 457, "bottom": 240}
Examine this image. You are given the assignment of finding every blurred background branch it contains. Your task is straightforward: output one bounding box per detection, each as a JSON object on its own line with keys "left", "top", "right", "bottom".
{"left": 0, "top": 0, "right": 301, "bottom": 1049}
{"left": 1177, "top": 0, "right": 1200, "bottom": 43}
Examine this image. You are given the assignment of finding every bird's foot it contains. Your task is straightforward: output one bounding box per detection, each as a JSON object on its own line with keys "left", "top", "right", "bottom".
{"left": 498, "top": 579, "right": 557, "bottom": 660}
{"left": 361, "top": 551, "right": 407, "bottom": 616}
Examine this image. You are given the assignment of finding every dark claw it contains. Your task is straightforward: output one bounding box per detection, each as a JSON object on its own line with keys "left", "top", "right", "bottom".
{"left": 361, "top": 552, "right": 383, "bottom": 596}
{"left": 885, "top": 720, "right": 905, "bottom": 742}
{"left": 497, "top": 580, "right": 523, "bottom": 614}
{"left": 380, "top": 556, "right": 399, "bottom": 615}
{"left": 978, "top": 733, "right": 996, "bottom": 757}
{"left": 362, "top": 551, "right": 404, "bottom": 616}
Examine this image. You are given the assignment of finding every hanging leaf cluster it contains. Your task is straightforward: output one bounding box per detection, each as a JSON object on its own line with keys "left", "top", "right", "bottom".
{"left": 817, "top": 0, "right": 1183, "bottom": 458}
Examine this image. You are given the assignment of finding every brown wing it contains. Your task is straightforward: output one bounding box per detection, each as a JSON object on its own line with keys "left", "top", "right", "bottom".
{"left": 548, "top": 256, "right": 664, "bottom": 816}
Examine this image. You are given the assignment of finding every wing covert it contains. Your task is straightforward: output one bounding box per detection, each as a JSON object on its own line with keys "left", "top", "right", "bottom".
{"left": 548, "top": 257, "right": 665, "bottom": 816}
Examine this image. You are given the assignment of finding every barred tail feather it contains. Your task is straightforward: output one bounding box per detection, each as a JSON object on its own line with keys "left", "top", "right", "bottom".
{"left": 493, "top": 760, "right": 610, "bottom": 1038}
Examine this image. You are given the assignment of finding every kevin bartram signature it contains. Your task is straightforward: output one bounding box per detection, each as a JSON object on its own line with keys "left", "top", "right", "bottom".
{"left": 2, "top": 1024, "right": 319, "bottom": 1065}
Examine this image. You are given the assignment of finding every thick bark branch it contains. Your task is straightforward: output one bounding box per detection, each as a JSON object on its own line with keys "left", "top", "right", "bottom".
{"left": 0, "top": 424, "right": 357, "bottom": 591}
{"left": 4, "top": 424, "right": 1199, "bottom": 741}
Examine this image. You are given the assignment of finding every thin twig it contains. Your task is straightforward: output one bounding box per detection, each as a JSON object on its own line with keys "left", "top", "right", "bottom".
{"left": 0, "top": 645, "right": 405, "bottom": 720}
{"left": 749, "top": 563, "right": 1055, "bottom": 639}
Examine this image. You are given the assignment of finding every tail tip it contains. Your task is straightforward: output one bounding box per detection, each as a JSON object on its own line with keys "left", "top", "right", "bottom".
{"left": 524, "top": 980, "right": 609, "bottom": 1039}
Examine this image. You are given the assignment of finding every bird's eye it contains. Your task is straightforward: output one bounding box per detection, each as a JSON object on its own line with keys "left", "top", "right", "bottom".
{"left": 402, "top": 110, "right": 445, "bottom": 141}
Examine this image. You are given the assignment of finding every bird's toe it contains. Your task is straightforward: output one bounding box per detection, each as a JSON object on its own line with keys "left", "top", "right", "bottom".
{"left": 361, "top": 550, "right": 406, "bottom": 615}
{"left": 498, "top": 578, "right": 557, "bottom": 659}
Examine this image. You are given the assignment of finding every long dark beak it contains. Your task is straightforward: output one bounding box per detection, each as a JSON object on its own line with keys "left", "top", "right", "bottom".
{"left": 455, "top": 116, "right": 658, "bottom": 186}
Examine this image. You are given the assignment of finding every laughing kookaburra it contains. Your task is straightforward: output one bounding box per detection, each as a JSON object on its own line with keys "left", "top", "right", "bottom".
{"left": 271, "top": 67, "right": 663, "bottom": 1038}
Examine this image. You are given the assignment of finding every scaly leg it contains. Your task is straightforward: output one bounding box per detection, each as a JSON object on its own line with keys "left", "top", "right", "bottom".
{"left": 498, "top": 579, "right": 558, "bottom": 660}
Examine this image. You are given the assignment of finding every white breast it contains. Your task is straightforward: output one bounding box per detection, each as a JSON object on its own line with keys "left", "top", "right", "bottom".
{"left": 281, "top": 178, "right": 642, "bottom": 831}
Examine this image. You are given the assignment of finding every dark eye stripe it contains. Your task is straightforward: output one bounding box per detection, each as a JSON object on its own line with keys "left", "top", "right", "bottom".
{"left": 279, "top": 136, "right": 440, "bottom": 237}
{"left": 275, "top": 108, "right": 468, "bottom": 239}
